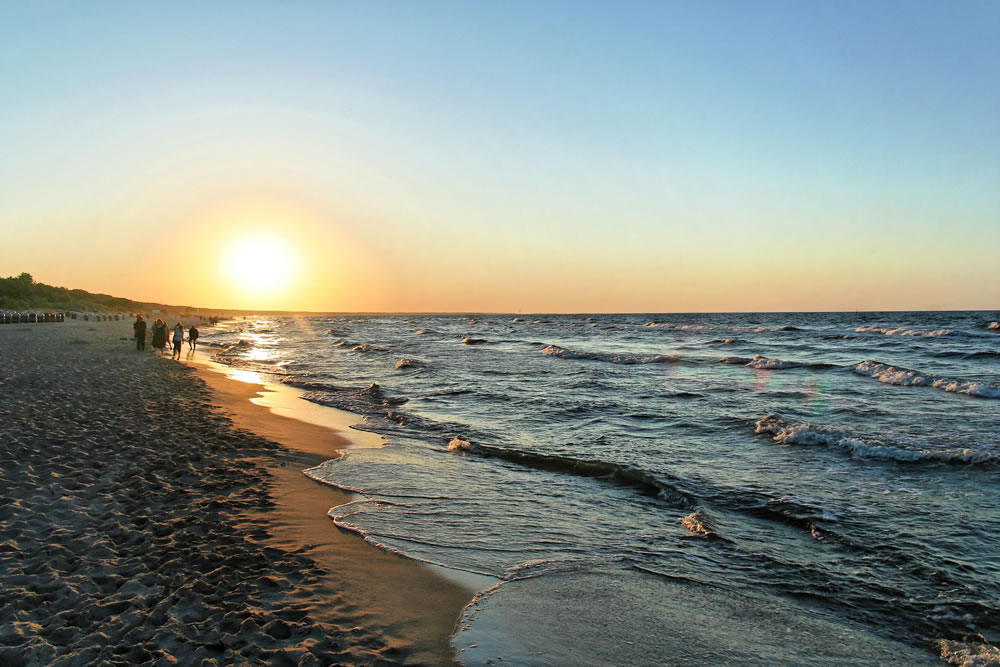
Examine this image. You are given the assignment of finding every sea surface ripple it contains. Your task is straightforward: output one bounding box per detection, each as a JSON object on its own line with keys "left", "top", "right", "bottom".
{"left": 203, "top": 312, "right": 1000, "bottom": 665}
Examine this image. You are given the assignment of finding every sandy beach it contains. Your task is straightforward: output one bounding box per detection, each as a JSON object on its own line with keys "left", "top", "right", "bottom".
{"left": 0, "top": 317, "right": 473, "bottom": 665}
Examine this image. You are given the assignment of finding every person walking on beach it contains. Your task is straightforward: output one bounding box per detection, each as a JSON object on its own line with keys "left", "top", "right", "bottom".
{"left": 151, "top": 319, "right": 168, "bottom": 354}
{"left": 133, "top": 315, "right": 146, "bottom": 351}
{"left": 188, "top": 324, "right": 199, "bottom": 350}
{"left": 172, "top": 323, "right": 184, "bottom": 359}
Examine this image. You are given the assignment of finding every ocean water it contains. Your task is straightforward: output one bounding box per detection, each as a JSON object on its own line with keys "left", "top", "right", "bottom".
{"left": 201, "top": 312, "right": 1000, "bottom": 665}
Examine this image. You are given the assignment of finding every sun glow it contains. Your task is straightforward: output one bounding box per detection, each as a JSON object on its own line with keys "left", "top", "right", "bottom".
{"left": 220, "top": 234, "right": 299, "bottom": 296}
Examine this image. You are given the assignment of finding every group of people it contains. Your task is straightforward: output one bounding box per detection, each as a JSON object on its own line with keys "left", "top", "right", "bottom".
{"left": 133, "top": 315, "right": 199, "bottom": 359}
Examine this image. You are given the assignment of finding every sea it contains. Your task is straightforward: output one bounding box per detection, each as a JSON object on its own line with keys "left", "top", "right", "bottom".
{"left": 199, "top": 311, "right": 1000, "bottom": 665}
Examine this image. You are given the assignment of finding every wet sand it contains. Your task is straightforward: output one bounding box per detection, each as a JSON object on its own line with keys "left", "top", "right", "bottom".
{"left": 0, "top": 318, "right": 472, "bottom": 665}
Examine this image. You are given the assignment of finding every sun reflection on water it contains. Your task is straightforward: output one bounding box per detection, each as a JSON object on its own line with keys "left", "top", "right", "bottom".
{"left": 227, "top": 368, "right": 266, "bottom": 385}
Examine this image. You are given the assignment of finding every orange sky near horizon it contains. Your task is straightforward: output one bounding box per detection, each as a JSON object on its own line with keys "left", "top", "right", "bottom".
{"left": 9, "top": 185, "right": 989, "bottom": 314}
{"left": 4, "top": 180, "right": 996, "bottom": 314}
{"left": 1, "top": 4, "right": 997, "bottom": 314}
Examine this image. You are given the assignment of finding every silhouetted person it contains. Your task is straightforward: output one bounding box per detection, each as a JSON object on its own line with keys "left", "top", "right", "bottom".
{"left": 188, "top": 325, "right": 199, "bottom": 350}
{"left": 134, "top": 315, "right": 146, "bottom": 351}
{"left": 172, "top": 323, "right": 184, "bottom": 359}
{"left": 151, "top": 319, "right": 168, "bottom": 354}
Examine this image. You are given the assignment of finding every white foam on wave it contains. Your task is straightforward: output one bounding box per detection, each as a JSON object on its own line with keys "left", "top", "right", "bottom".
{"left": 754, "top": 415, "right": 996, "bottom": 464}
{"left": 937, "top": 639, "right": 1000, "bottom": 666}
{"left": 854, "top": 360, "right": 1000, "bottom": 398}
{"left": 448, "top": 436, "right": 472, "bottom": 452}
{"left": 855, "top": 325, "right": 955, "bottom": 337}
{"left": 679, "top": 510, "right": 711, "bottom": 537}
{"left": 747, "top": 354, "right": 804, "bottom": 369}
{"left": 540, "top": 344, "right": 675, "bottom": 365}
{"left": 719, "top": 354, "right": 824, "bottom": 370}
{"left": 646, "top": 322, "right": 803, "bottom": 334}
{"left": 304, "top": 459, "right": 366, "bottom": 495}
{"left": 324, "top": 496, "right": 497, "bottom": 578}
{"left": 645, "top": 322, "right": 719, "bottom": 331}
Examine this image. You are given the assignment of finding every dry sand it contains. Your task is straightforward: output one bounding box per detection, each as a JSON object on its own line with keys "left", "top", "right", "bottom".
{"left": 0, "top": 318, "right": 473, "bottom": 665}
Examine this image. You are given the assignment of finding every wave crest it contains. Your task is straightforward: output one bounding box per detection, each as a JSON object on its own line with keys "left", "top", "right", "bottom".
{"left": 447, "top": 437, "right": 472, "bottom": 452}
{"left": 540, "top": 344, "right": 676, "bottom": 365}
{"left": 854, "top": 360, "right": 1000, "bottom": 398}
{"left": 679, "top": 509, "right": 713, "bottom": 537}
{"left": 754, "top": 415, "right": 996, "bottom": 464}
{"left": 456, "top": 442, "right": 694, "bottom": 504}
{"left": 300, "top": 381, "right": 409, "bottom": 416}
{"left": 719, "top": 354, "right": 835, "bottom": 370}
{"left": 855, "top": 325, "right": 955, "bottom": 337}
{"left": 461, "top": 337, "right": 488, "bottom": 345}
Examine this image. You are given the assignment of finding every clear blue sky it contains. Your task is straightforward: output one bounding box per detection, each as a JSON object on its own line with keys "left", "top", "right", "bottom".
{"left": 1, "top": 1, "right": 997, "bottom": 311}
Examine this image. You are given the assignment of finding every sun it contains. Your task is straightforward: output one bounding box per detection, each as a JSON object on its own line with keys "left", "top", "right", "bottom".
{"left": 220, "top": 234, "right": 298, "bottom": 295}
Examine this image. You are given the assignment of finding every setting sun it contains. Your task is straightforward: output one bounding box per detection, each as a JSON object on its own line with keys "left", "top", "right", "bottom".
{"left": 220, "top": 234, "right": 298, "bottom": 296}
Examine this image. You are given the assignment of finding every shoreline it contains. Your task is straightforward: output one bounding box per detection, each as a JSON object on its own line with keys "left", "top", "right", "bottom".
{"left": 182, "top": 347, "right": 484, "bottom": 664}
{"left": 0, "top": 318, "right": 477, "bottom": 664}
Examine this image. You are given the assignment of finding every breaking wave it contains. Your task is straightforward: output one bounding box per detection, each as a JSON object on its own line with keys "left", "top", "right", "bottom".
{"left": 754, "top": 415, "right": 996, "bottom": 465}
{"left": 854, "top": 360, "right": 1000, "bottom": 398}
{"left": 719, "top": 354, "right": 836, "bottom": 370}
{"left": 645, "top": 322, "right": 711, "bottom": 330}
{"left": 646, "top": 322, "right": 805, "bottom": 333}
{"left": 540, "top": 344, "right": 678, "bottom": 365}
{"left": 855, "top": 325, "right": 957, "bottom": 337}
{"left": 679, "top": 509, "right": 714, "bottom": 537}
{"left": 447, "top": 437, "right": 472, "bottom": 452}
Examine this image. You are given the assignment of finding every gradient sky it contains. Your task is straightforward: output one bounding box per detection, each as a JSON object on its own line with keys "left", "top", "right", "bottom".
{"left": 1, "top": 1, "right": 997, "bottom": 312}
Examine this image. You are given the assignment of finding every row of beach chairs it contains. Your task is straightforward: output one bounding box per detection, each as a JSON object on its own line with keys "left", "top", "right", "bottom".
{"left": 1, "top": 311, "right": 66, "bottom": 324}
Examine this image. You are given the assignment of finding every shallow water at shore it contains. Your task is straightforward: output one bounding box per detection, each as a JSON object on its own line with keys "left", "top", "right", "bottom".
{"left": 203, "top": 312, "right": 1000, "bottom": 664}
